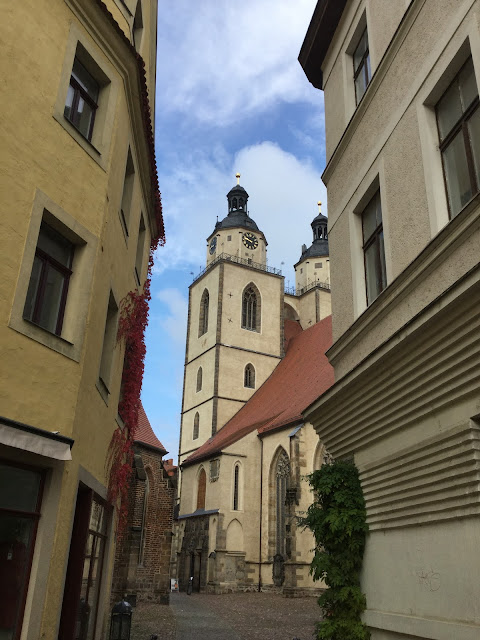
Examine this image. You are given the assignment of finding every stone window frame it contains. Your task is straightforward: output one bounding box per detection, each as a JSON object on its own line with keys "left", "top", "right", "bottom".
{"left": 361, "top": 189, "right": 387, "bottom": 306}
{"left": 196, "top": 467, "right": 206, "bottom": 510}
{"left": 53, "top": 23, "right": 120, "bottom": 171}
{"left": 345, "top": 11, "right": 372, "bottom": 118}
{"left": 196, "top": 367, "right": 203, "bottom": 393}
{"left": 241, "top": 282, "right": 261, "bottom": 333}
{"left": 418, "top": 36, "right": 480, "bottom": 237}
{"left": 9, "top": 189, "right": 97, "bottom": 362}
{"left": 96, "top": 289, "right": 120, "bottom": 405}
{"left": 193, "top": 412, "right": 200, "bottom": 440}
{"left": 244, "top": 363, "right": 255, "bottom": 389}
{"left": 232, "top": 461, "right": 242, "bottom": 512}
{"left": 198, "top": 289, "right": 209, "bottom": 337}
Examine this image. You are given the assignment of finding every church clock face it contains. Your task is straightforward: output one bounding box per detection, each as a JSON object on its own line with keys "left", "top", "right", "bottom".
{"left": 242, "top": 232, "right": 258, "bottom": 250}
{"left": 209, "top": 236, "right": 217, "bottom": 254}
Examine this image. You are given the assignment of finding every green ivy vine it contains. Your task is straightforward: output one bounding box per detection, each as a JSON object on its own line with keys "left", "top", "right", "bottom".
{"left": 301, "top": 459, "right": 370, "bottom": 640}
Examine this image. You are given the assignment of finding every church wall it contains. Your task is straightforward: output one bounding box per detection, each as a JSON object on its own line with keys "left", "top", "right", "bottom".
{"left": 187, "top": 267, "right": 220, "bottom": 362}
{"left": 220, "top": 262, "right": 283, "bottom": 357}
{"left": 182, "top": 348, "right": 216, "bottom": 415}
{"left": 179, "top": 401, "right": 214, "bottom": 464}
{"left": 216, "top": 346, "right": 281, "bottom": 405}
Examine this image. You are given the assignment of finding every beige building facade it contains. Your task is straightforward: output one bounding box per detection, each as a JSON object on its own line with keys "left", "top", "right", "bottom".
{"left": 174, "top": 182, "right": 333, "bottom": 595}
{"left": 0, "top": 1, "right": 161, "bottom": 639}
{"left": 300, "top": 1, "right": 480, "bottom": 638}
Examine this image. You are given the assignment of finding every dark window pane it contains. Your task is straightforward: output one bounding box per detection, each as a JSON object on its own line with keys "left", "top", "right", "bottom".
{"left": 37, "top": 224, "right": 73, "bottom": 268}
{"left": 437, "top": 81, "right": 462, "bottom": 141}
{"left": 36, "top": 265, "right": 66, "bottom": 333}
{"left": 23, "top": 255, "right": 42, "bottom": 321}
{"left": 72, "top": 58, "right": 99, "bottom": 102}
{"left": 443, "top": 131, "right": 473, "bottom": 216}
{"left": 0, "top": 464, "right": 41, "bottom": 511}
{"left": 355, "top": 69, "right": 368, "bottom": 103}
{"left": 364, "top": 243, "right": 379, "bottom": 304}
{"left": 468, "top": 107, "right": 480, "bottom": 187}
{"left": 362, "top": 198, "right": 377, "bottom": 243}
{"left": 75, "top": 98, "right": 95, "bottom": 140}
{"left": 459, "top": 58, "right": 478, "bottom": 110}
{"left": 0, "top": 514, "right": 37, "bottom": 639}
{"left": 64, "top": 84, "right": 75, "bottom": 120}
{"left": 353, "top": 30, "right": 368, "bottom": 72}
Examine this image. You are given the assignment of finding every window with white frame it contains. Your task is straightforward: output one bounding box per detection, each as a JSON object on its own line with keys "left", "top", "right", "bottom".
{"left": 353, "top": 27, "right": 371, "bottom": 105}
{"left": 362, "top": 190, "right": 386, "bottom": 305}
{"left": 436, "top": 57, "right": 479, "bottom": 218}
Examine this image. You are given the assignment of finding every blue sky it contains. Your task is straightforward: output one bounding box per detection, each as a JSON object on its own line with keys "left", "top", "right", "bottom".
{"left": 141, "top": 0, "right": 327, "bottom": 461}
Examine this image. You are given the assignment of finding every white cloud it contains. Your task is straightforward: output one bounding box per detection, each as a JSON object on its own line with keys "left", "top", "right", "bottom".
{"left": 157, "top": 0, "right": 319, "bottom": 125}
{"left": 153, "top": 141, "right": 327, "bottom": 286}
{"left": 156, "top": 288, "right": 189, "bottom": 346}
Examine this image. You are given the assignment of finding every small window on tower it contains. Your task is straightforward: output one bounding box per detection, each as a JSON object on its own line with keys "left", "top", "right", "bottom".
{"left": 227, "top": 235, "right": 232, "bottom": 241}
{"left": 315, "top": 262, "right": 322, "bottom": 268}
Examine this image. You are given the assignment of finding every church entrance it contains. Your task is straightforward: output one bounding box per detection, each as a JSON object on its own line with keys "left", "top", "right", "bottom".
{"left": 190, "top": 552, "right": 202, "bottom": 593}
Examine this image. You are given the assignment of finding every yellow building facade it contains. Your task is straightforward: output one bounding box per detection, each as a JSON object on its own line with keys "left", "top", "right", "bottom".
{"left": 0, "top": 1, "right": 160, "bottom": 638}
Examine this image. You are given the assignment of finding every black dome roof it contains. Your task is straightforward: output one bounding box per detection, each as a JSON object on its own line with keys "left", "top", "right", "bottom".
{"left": 295, "top": 204, "right": 329, "bottom": 264}
{"left": 210, "top": 178, "right": 261, "bottom": 236}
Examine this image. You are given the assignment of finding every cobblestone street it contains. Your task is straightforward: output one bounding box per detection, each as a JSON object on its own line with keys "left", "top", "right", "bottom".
{"left": 131, "top": 592, "right": 321, "bottom": 640}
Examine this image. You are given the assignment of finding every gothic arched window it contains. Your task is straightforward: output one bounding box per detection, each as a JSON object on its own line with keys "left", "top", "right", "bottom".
{"left": 197, "top": 468, "right": 206, "bottom": 510}
{"left": 193, "top": 412, "right": 200, "bottom": 440}
{"left": 198, "top": 289, "right": 209, "bottom": 337}
{"left": 244, "top": 363, "right": 255, "bottom": 388}
{"left": 196, "top": 367, "right": 202, "bottom": 392}
{"left": 275, "top": 450, "right": 290, "bottom": 557}
{"left": 233, "top": 464, "right": 240, "bottom": 510}
{"left": 242, "top": 284, "right": 260, "bottom": 332}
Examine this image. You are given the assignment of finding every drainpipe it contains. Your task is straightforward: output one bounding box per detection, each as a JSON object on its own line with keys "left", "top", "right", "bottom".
{"left": 258, "top": 436, "right": 264, "bottom": 592}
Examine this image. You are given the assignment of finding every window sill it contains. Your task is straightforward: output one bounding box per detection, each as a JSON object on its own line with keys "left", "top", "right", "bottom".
{"left": 9, "top": 317, "right": 79, "bottom": 361}
{"left": 96, "top": 378, "right": 110, "bottom": 406}
{"left": 52, "top": 112, "right": 107, "bottom": 171}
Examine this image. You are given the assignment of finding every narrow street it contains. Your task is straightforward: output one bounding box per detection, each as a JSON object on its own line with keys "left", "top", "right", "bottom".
{"left": 131, "top": 592, "right": 321, "bottom": 640}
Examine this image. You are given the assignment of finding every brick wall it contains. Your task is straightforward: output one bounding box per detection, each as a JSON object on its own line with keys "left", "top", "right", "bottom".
{"left": 111, "top": 444, "right": 175, "bottom": 605}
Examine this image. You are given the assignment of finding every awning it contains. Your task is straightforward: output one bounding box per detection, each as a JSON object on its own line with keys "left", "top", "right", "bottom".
{"left": 0, "top": 416, "right": 74, "bottom": 461}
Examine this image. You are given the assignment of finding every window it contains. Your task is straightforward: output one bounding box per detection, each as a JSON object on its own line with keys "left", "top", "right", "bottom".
{"left": 64, "top": 57, "right": 99, "bottom": 141}
{"left": 0, "top": 462, "right": 44, "bottom": 640}
{"left": 233, "top": 464, "right": 240, "bottom": 510}
{"left": 193, "top": 412, "right": 200, "bottom": 440}
{"left": 133, "top": 1, "right": 143, "bottom": 52}
{"left": 198, "top": 289, "right": 209, "bottom": 336}
{"left": 210, "top": 459, "right": 220, "bottom": 482}
{"left": 244, "top": 363, "right": 255, "bottom": 388}
{"left": 353, "top": 27, "right": 371, "bottom": 105}
{"left": 242, "top": 284, "right": 260, "bottom": 332}
{"left": 275, "top": 450, "right": 290, "bottom": 557}
{"left": 98, "top": 291, "right": 119, "bottom": 394}
{"left": 59, "top": 489, "right": 109, "bottom": 640}
{"left": 315, "top": 262, "right": 323, "bottom": 268}
{"left": 227, "top": 235, "right": 232, "bottom": 241}
{"left": 196, "top": 469, "right": 206, "bottom": 510}
{"left": 23, "top": 222, "right": 74, "bottom": 336}
{"left": 135, "top": 214, "right": 146, "bottom": 285}
{"left": 362, "top": 191, "right": 386, "bottom": 305}
{"left": 120, "top": 148, "right": 135, "bottom": 235}
{"left": 436, "top": 58, "right": 479, "bottom": 218}
{"left": 196, "top": 367, "right": 203, "bottom": 392}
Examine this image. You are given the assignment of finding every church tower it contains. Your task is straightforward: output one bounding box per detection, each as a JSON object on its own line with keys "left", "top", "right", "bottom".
{"left": 294, "top": 202, "right": 330, "bottom": 291}
{"left": 179, "top": 176, "right": 284, "bottom": 465}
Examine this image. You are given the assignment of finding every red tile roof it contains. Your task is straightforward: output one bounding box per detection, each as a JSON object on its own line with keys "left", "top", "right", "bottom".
{"left": 183, "top": 316, "right": 334, "bottom": 467}
{"left": 135, "top": 403, "right": 167, "bottom": 453}
{"left": 164, "top": 458, "right": 177, "bottom": 477}
{"left": 284, "top": 319, "right": 303, "bottom": 351}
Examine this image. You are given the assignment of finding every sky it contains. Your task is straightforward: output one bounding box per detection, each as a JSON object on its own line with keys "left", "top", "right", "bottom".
{"left": 141, "top": 0, "right": 327, "bottom": 461}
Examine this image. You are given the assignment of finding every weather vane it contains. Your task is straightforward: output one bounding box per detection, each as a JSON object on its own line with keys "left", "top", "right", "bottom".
{"left": 318, "top": 201, "right": 322, "bottom": 214}
{"left": 236, "top": 172, "right": 241, "bottom": 184}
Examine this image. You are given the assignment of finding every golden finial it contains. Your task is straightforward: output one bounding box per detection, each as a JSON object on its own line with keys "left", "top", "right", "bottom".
{"left": 317, "top": 201, "right": 322, "bottom": 214}
{"left": 236, "top": 172, "right": 241, "bottom": 184}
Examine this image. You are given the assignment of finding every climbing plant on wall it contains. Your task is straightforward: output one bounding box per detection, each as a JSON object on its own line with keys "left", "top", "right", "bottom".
{"left": 301, "top": 459, "right": 370, "bottom": 640}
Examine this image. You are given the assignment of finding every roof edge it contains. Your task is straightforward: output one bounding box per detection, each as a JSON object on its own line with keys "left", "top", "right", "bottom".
{"left": 298, "top": 0, "right": 348, "bottom": 90}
